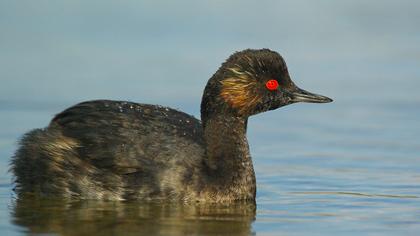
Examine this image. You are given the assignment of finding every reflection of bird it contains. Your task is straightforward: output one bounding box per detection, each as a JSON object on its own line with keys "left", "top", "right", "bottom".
{"left": 11, "top": 49, "right": 332, "bottom": 202}
{"left": 12, "top": 196, "right": 256, "bottom": 236}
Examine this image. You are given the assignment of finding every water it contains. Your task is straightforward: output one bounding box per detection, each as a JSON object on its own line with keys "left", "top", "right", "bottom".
{"left": 1, "top": 1, "right": 420, "bottom": 235}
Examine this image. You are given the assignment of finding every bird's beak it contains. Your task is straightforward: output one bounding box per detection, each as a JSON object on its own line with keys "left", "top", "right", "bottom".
{"left": 290, "top": 87, "right": 333, "bottom": 103}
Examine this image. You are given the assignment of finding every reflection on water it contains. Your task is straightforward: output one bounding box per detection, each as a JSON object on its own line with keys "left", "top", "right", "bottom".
{"left": 12, "top": 196, "right": 256, "bottom": 236}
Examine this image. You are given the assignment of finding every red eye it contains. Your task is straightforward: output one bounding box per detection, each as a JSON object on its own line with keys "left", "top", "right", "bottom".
{"left": 265, "top": 79, "right": 279, "bottom": 91}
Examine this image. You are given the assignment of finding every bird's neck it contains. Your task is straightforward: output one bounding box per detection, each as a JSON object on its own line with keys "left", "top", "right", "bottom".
{"left": 202, "top": 114, "right": 256, "bottom": 201}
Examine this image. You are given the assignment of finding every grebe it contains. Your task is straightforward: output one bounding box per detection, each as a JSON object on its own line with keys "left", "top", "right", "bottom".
{"left": 11, "top": 49, "right": 332, "bottom": 202}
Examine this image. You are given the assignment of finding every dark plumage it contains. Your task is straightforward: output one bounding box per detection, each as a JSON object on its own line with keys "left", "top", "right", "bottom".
{"left": 11, "top": 49, "right": 332, "bottom": 202}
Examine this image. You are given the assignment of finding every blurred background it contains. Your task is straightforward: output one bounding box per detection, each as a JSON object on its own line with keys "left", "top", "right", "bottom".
{"left": 1, "top": 1, "right": 419, "bottom": 235}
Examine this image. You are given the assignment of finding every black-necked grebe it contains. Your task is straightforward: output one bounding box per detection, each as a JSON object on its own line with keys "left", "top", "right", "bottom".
{"left": 11, "top": 49, "right": 332, "bottom": 202}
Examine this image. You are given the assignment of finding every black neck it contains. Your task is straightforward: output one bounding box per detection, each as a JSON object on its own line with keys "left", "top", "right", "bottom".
{"left": 202, "top": 113, "right": 256, "bottom": 200}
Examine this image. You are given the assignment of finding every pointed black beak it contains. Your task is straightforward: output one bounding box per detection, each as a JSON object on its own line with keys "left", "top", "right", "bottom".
{"left": 290, "top": 87, "right": 333, "bottom": 103}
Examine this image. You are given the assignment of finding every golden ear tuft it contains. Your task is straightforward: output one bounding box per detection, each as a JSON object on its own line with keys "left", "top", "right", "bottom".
{"left": 220, "top": 67, "right": 261, "bottom": 115}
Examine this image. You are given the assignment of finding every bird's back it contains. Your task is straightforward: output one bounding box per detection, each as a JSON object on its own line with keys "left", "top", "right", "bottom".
{"left": 12, "top": 100, "right": 206, "bottom": 200}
